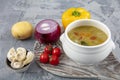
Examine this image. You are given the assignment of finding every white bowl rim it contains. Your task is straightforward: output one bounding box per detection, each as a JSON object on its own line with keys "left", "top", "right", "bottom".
{"left": 65, "top": 19, "right": 111, "bottom": 48}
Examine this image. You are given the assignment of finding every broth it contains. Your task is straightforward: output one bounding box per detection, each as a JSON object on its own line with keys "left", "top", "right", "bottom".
{"left": 68, "top": 26, "right": 108, "bottom": 46}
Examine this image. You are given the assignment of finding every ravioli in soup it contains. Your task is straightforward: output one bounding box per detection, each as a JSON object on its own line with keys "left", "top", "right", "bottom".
{"left": 68, "top": 26, "right": 107, "bottom": 46}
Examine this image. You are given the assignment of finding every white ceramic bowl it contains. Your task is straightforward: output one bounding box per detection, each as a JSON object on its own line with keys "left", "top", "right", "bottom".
{"left": 60, "top": 19, "right": 115, "bottom": 65}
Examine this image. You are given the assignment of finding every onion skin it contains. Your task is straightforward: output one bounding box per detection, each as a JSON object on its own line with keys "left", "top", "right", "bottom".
{"left": 34, "top": 19, "right": 61, "bottom": 44}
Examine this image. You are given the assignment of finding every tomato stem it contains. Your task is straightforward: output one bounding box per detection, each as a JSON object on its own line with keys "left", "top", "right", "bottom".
{"left": 72, "top": 11, "right": 81, "bottom": 17}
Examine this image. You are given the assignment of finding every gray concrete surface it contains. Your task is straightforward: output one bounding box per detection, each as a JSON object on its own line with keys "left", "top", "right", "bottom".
{"left": 0, "top": 0, "right": 120, "bottom": 80}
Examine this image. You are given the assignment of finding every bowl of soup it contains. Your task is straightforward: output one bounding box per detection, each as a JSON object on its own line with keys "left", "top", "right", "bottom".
{"left": 60, "top": 19, "right": 115, "bottom": 64}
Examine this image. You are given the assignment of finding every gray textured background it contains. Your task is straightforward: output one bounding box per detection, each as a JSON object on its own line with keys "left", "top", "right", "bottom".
{"left": 0, "top": 0, "right": 120, "bottom": 80}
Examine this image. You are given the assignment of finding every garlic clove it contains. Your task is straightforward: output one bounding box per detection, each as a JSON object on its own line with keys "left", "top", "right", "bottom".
{"left": 11, "top": 61, "right": 24, "bottom": 69}
{"left": 23, "top": 51, "right": 34, "bottom": 65}
{"left": 7, "top": 47, "right": 17, "bottom": 62}
{"left": 16, "top": 47, "right": 27, "bottom": 61}
{"left": 16, "top": 47, "right": 26, "bottom": 54}
{"left": 15, "top": 52, "right": 26, "bottom": 61}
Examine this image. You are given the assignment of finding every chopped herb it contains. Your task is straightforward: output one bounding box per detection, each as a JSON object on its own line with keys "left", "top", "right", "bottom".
{"left": 80, "top": 41, "right": 88, "bottom": 46}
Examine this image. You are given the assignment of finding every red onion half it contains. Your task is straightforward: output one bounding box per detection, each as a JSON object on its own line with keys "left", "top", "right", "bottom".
{"left": 34, "top": 19, "right": 61, "bottom": 44}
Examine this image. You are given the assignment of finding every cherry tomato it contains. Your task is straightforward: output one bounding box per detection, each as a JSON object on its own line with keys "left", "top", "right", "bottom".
{"left": 40, "top": 52, "right": 49, "bottom": 63}
{"left": 52, "top": 47, "right": 61, "bottom": 57}
{"left": 49, "top": 55, "right": 59, "bottom": 65}
{"left": 44, "top": 44, "right": 53, "bottom": 54}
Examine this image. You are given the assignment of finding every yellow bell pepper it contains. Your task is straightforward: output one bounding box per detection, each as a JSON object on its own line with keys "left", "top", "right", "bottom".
{"left": 62, "top": 7, "right": 91, "bottom": 29}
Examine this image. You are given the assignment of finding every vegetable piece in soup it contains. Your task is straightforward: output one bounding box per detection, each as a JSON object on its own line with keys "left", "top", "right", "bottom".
{"left": 68, "top": 26, "right": 107, "bottom": 46}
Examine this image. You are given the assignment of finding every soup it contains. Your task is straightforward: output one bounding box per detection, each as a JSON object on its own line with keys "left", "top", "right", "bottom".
{"left": 68, "top": 26, "right": 108, "bottom": 46}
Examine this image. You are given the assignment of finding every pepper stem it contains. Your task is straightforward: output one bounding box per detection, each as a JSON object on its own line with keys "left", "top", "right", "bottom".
{"left": 72, "top": 11, "right": 81, "bottom": 17}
